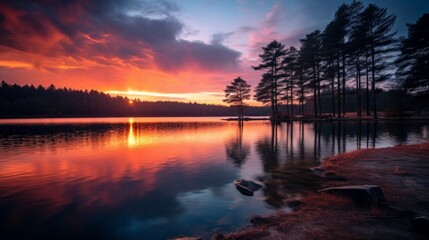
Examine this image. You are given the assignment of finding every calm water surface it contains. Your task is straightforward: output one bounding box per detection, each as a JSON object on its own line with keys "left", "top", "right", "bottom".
{"left": 1, "top": 117, "right": 428, "bottom": 240}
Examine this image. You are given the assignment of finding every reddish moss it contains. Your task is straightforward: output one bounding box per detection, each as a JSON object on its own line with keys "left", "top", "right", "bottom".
{"left": 216, "top": 143, "right": 429, "bottom": 240}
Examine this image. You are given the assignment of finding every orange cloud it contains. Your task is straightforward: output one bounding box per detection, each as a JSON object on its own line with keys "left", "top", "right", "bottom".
{"left": 0, "top": 0, "right": 244, "bottom": 104}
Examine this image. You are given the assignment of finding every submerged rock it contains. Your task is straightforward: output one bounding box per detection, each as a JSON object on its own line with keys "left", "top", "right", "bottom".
{"left": 411, "top": 216, "right": 429, "bottom": 234}
{"left": 233, "top": 179, "right": 263, "bottom": 196}
{"left": 310, "top": 166, "right": 325, "bottom": 176}
{"left": 319, "top": 185, "right": 386, "bottom": 208}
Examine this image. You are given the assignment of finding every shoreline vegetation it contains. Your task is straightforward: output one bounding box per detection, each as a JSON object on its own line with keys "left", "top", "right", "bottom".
{"left": 220, "top": 9, "right": 429, "bottom": 123}
{"left": 222, "top": 115, "right": 429, "bottom": 122}
{"left": 177, "top": 143, "right": 429, "bottom": 240}
{"left": 2, "top": 81, "right": 429, "bottom": 120}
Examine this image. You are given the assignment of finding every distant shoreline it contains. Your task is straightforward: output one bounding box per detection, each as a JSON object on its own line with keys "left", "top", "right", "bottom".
{"left": 2, "top": 115, "right": 429, "bottom": 122}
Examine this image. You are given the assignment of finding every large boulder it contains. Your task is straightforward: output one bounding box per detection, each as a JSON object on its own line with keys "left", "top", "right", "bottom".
{"left": 233, "top": 179, "right": 263, "bottom": 196}
{"left": 319, "top": 185, "right": 386, "bottom": 208}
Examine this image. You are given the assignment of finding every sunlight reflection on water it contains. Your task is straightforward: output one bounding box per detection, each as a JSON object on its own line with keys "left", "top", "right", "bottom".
{"left": 0, "top": 117, "right": 428, "bottom": 239}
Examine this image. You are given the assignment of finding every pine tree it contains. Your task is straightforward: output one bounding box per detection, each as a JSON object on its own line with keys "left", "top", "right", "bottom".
{"left": 322, "top": 21, "right": 340, "bottom": 117}
{"left": 223, "top": 77, "right": 251, "bottom": 119}
{"left": 300, "top": 30, "right": 323, "bottom": 117}
{"left": 396, "top": 14, "right": 429, "bottom": 95}
{"left": 334, "top": 4, "right": 351, "bottom": 117}
{"left": 281, "top": 46, "right": 299, "bottom": 117}
{"left": 348, "top": 1, "right": 365, "bottom": 117}
{"left": 361, "top": 4, "right": 396, "bottom": 118}
{"left": 252, "top": 40, "right": 286, "bottom": 117}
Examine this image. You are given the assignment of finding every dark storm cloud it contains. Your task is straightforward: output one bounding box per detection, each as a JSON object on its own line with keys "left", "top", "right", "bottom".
{"left": 0, "top": 0, "right": 240, "bottom": 72}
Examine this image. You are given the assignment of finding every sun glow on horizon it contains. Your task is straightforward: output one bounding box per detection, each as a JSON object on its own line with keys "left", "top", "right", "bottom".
{"left": 106, "top": 89, "right": 228, "bottom": 105}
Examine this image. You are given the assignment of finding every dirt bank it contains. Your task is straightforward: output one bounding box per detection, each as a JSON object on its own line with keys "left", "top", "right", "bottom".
{"left": 213, "top": 143, "right": 429, "bottom": 240}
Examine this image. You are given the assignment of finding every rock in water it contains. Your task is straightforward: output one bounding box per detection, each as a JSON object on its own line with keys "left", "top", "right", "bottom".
{"left": 319, "top": 185, "right": 386, "bottom": 208}
{"left": 310, "top": 166, "right": 325, "bottom": 176}
{"left": 233, "top": 179, "right": 263, "bottom": 196}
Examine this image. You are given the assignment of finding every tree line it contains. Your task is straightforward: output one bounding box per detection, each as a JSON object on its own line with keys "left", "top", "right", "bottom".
{"left": 224, "top": 2, "right": 429, "bottom": 119}
{"left": 0, "top": 81, "right": 278, "bottom": 117}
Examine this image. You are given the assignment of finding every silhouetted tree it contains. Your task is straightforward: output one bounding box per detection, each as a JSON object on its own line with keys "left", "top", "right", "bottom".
{"left": 332, "top": 4, "right": 351, "bottom": 117}
{"left": 348, "top": 1, "right": 365, "bottom": 117}
{"left": 396, "top": 13, "right": 429, "bottom": 95}
{"left": 300, "top": 30, "right": 323, "bottom": 117}
{"left": 253, "top": 40, "right": 286, "bottom": 117}
{"left": 1, "top": 81, "right": 275, "bottom": 117}
{"left": 321, "top": 3, "right": 351, "bottom": 118}
{"left": 281, "top": 46, "right": 300, "bottom": 117}
{"left": 254, "top": 73, "right": 273, "bottom": 107}
{"left": 360, "top": 4, "right": 396, "bottom": 118}
{"left": 223, "top": 77, "right": 251, "bottom": 119}
{"left": 295, "top": 55, "right": 307, "bottom": 115}
{"left": 322, "top": 21, "right": 339, "bottom": 117}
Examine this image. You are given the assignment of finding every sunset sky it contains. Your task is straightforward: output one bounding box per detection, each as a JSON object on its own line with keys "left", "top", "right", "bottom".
{"left": 0, "top": 0, "right": 428, "bottom": 105}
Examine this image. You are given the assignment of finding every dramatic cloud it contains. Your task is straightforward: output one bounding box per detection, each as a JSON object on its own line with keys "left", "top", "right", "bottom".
{"left": 1, "top": 0, "right": 427, "bottom": 104}
{"left": 0, "top": 0, "right": 240, "bottom": 73}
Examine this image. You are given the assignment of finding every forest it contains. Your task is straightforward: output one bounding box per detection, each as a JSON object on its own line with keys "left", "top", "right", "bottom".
{"left": 227, "top": 2, "right": 428, "bottom": 119}
{"left": 2, "top": 3, "right": 428, "bottom": 119}
{"left": 1, "top": 80, "right": 408, "bottom": 118}
{"left": 0, "top": 81, "right": 277, "bottom": 117}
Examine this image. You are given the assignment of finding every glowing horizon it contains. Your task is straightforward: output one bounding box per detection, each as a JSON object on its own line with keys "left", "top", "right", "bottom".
{"left": 0, "top": 0, "right": 427, "bottom": 105}
{"left": 106, "top": 89, "right": 230, "bottom": 105}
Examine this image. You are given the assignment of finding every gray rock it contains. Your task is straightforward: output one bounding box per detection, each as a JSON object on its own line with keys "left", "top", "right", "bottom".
{"left": 411, "top": 216, "right": 429, "bottom": 234}
{"left": 310, "top": 166, "right": 325, "bottom": 176}
{"left": 319, "top": 185, "right": 386, "bottom": 208}
{"left": 233, "top": 179, "right": 263, "bottom": 196}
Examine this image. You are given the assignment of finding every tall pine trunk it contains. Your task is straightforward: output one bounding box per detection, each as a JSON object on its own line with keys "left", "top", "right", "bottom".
{"left": 356, "top": 54, "right": 362, "bottom": 117}
{"left": 365, "top": 52, "right": 370, "bottom": 116}
{"left": 342, "top": 51, "right": 346, "bottom": 117}
{"left": 313, "top": 65, "right": 318, "bottom": 117}
{"left": 337, "top": 52, "right": 341, "bottom": 117}
{"left": 370, "top": 22, "right": 377, "bottom": 119}
{"left": 300, "top": 72, "right": 305, "bottom": 115}
{"left": 331, "top": 62, "right": 336, "bottom": 117}
{"left": 270, "top": 80, "right": 275, "bottom": 117}
{"left": 290, "top": 70, "right": 294, "bottom": 117}
{"left": 317, "top": 65, "right": 322, "bottom": 116}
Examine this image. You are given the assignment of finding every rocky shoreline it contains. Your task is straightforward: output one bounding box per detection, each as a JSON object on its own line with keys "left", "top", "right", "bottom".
{"left": 174, "top": 143, "right": 429, "bottom": 240}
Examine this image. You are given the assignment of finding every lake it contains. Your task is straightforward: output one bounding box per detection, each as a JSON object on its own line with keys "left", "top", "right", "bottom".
{"left": 1, "top": 117, "right": 428, "bottom": 240}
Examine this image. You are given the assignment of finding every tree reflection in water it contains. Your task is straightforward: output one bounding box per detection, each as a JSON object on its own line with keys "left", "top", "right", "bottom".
{"left": 252, "top": 120, "right": 387, "bottom": 209}
{"left": 225, "top": 121, "right": 250, "bottom": 167}
{"left": 255, "top": 121, "right": 321, "bottom": 208}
